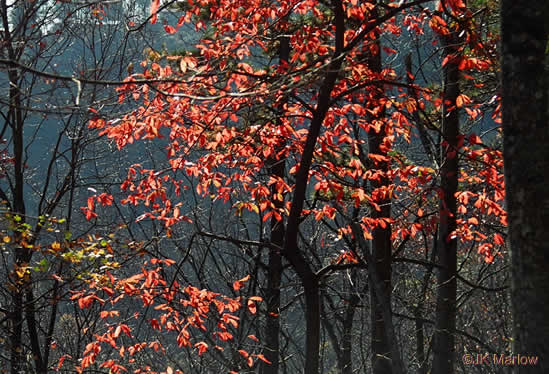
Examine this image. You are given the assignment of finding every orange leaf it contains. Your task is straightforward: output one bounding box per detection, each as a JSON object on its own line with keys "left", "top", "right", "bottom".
{"left": 456, "top": 94, "right": 471, "bottom": 108}
{"left": 78, "top": 295, "right": 94, "bottom": 309}
{"left": 57, "top": 355, "right": 68, "bottom": 370}
{"left": 164, "top": 25, "right": 177, "bottom": 34}
{"left": 247, "top": 300, "right": 257, "bottom": 314}
{"left": 150, "top": 0, "right": 160, "bottom": 24}
{"left": 233, "top": 274, "right": 250, "bottom": 291}
{"left": 255, "top": 354, "right": 272, "bottom": 364}
{"left": 194, "top": 341, "right": 208, "bottom": 356}
{"left": 494, "top": 233, "right": 505, "bottom": 245}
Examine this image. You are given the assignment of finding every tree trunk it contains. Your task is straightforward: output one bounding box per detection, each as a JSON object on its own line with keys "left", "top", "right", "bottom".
{"left": 341, "top": 291, "right": 359, "bottom": 374}
{"left": 261, "top": 32, "right": 290, "bottom": 374}
{"left": 501, "top": 1, "right": 549, "bottom": 372}
{"left": 352, "top": 223, "right": 406, "bottom": 374}
{"left": 262, "top": 218, "right": 283, "bottom": 374}
{"left": 368, "top": 112, "right": 393, "bottom": 374}
{"left": 281, "top": 2, "right": 345, "bottom": 373}
{"left": 431, "top": 32, "right": 460, "bottom": 374}
{"left": 366, "top": 8, "right": 393, "bottom": 372}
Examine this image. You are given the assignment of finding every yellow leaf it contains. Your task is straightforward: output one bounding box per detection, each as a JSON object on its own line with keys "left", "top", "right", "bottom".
{"left": 3, "top": 236, "right": 11, "bottom": 243}
{"left": 15, "top": 265, "right": 29, "bottom": 279}
{"left": 250, "top": 203, "right": 259, "bottom": 214}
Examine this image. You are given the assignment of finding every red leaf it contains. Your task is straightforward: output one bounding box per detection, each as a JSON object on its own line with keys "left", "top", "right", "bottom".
{"left": 150, "top": 0, "right": 160, "bottom": 24}
{"left": 195, "top": 341, "right": 208, "bottom": 356}
{"left": 87, "top": 196, "right": 95, "bottom": 211}
{"left": 255, "top": 354, "right": 272, "bottom": 364}
{"left": 247, "top": 300, "right": 257, "bottom": 314}
{"left": 233, "top": 274, "right": 250, "bottom": 291}
{"left": 494, "top": 233, "right": 505, "bottom": 245}
{"left": 164, "top": 25, "right": 177, "bottom": 34}
{"left": 430, "top": 15, "right": 449, "bottom": 36}
{"left": 57, "top": 355, "right": 69, "bottom": 370}
{"left": 456, "top": 94, "right": 471, "bottom": 108}
{"left": 97, "top": 193, "right": 113, "bottom": 206}
{"left": 469, "top": 134, "right": 483, "bottom": 145}
{"left": 78, "top": 295, "right": 94, "bottom": 309}
{"left": 441, "top": 55, "right": 450, "bottom": 67}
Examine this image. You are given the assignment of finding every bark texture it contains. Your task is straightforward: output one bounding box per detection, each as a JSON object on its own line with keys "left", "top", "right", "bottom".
{"left": 431, "top": 32, "right": 460, "bottom": 374}
{"left": 501, "top": 1, "right": 549, "bottom": 372}
{"left": 366, "top": 5, "right": 393, "bottom": 372}
{"left": 261, "top": 32, "right": 290, "bottom": 374}
{"left": 368, "top": 81, "right": 393, "bottom": 374}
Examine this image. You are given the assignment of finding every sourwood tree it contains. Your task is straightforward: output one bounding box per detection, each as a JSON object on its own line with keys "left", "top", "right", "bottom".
{"left": 85, "top": 1, "right": 511, "bottom": 374}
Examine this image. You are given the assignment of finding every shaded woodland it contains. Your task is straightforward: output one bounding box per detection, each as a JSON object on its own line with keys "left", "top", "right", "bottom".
{"left": 0, "top": 1, "right": 546, "bottom": 373}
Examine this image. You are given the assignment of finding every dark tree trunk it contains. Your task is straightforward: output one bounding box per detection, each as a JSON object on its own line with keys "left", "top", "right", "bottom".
{"left": 415, "top": 316, "right": 426, "bottom": 374}
{"left": 352, "top": 223, "right": 406, "bottom": 374}
{"left": 415, "top": 248, "right": 435, "bottom": 374}
{"left": 2, "top": 7, "right": 46, "bottom": 369}
{"left": 368, "top": 111, "right": 393, "bottom": 374}
{"left": 501, "top": 1, "right": 549, "bottom": 372}
{"left": 341, "top": 291, "right": 359, "bottom": 374}
{"left": 281, "top": 2, "right": 345, "bottom": 373}
{"left": 366, "top": 8, "right": 393, "bottom": 372}
{"left": 262, "top": 212, "right": 283, "bottom": 374}
{"left": 431, "top": 32, "right": 460, "bottom": 374}
{"left": 261, "top": 32, "right": 290, "bottom": 374}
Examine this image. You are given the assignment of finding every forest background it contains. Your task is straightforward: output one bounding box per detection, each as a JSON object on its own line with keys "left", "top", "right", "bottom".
{"left": 0, "top": 0, "right": 546, "bottom": 374}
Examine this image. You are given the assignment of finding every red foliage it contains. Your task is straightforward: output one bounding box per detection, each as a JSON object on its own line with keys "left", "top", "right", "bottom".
{"left": 72, "top": 260, "right": 264, "bottom": 373}
{"left": 79, "top": 0, "right": 506, "bottom": 370}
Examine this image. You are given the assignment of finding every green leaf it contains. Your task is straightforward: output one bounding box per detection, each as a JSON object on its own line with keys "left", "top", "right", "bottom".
{"left": 39, "top": 258, "right": 49, "bottom": 272}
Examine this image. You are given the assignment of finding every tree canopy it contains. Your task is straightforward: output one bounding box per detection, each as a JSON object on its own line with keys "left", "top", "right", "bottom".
{"left": 0, "top": 0, "right": 542, "bottom": 373}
